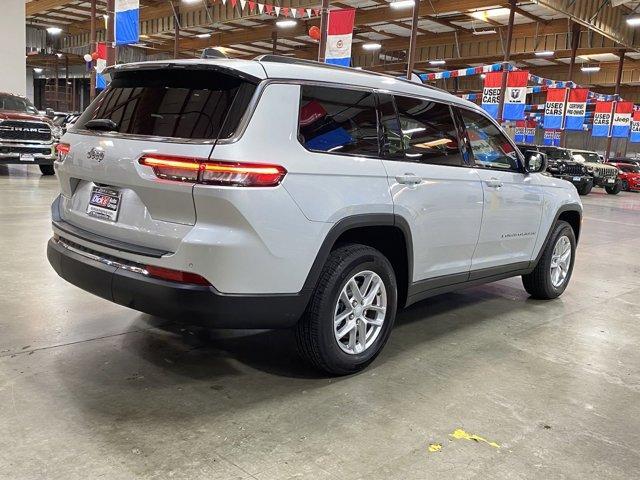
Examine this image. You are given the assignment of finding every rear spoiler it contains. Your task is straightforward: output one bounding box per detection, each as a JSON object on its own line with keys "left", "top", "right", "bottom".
{"left": 102, "top": 61, "right": 261, "bottom": 84}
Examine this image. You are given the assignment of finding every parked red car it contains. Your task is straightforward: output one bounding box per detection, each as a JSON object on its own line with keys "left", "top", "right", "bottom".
{"left": 611, "top": 162, "right": 640, "bottom": 192}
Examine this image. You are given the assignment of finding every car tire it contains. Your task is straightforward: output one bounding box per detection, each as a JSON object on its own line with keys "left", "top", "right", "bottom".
{"left": 522, "top": 220, "right": 576, "bottom": 300}
{"left": 39, "top": 164, "right": 55, "bottom": 176}
{"left": 577, "top": 180, "right": 593, "bottom": 195}
{"left": 621, "top": 180, "right": 629, "bottom": 192}
{"left": 295, "top": 244, "right": 398, "bottom": 375}
{"left": 605, "top": 181, "right": 622, "bottom": 195}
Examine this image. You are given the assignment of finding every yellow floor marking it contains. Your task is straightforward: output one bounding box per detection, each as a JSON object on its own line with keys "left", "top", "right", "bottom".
{"left": 450, "top": 429, "right": 500, "bottom": 449}
{"left": 428, "top": 443, "right": 442, "bottom": 453}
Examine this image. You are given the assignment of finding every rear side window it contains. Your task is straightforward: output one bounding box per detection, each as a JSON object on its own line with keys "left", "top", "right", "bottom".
{"left": 389, "top": 96, "right": 463, "bottom": 166}
{"left": 73, "top": 69, "right": 256, "bottom": 140}
{"left": 298, "top": 85, "right": 379, "bottom": 156}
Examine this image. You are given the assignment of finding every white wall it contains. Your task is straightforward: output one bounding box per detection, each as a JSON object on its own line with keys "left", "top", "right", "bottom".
{"left": 0, "top": 0, "right": 26, "bottom": 96}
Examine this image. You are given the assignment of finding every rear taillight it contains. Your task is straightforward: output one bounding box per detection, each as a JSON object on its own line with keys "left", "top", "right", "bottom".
{"left": 145, "top": 265, "right": 211, "bottom": 286}
{"left": 139, "top": 154, "right": 286, "bottom": 187}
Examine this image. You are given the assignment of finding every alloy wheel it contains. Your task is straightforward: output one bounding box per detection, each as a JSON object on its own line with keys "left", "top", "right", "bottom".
{"left": 333, "top": 270, "right": 387, "bottom": 355}
{"left": 550, "top": 235, "right": 572, "bottom": 288}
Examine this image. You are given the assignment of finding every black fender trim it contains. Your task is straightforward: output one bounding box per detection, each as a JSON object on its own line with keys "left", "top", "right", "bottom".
{"left": 530, "top": 203, "right": 582, "bottom": 268}
{"left": 300, "top": 213, "right": 414, "bottom": 297}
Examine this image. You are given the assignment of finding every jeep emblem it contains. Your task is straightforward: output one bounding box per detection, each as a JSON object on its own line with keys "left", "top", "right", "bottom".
{"left": 87, "top": 147, "right": 105, "bottom": 162}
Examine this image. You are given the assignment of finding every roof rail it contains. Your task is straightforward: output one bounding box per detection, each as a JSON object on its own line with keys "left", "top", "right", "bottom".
{"left": 254, "top": 54, "right": 449, "bottom": 94}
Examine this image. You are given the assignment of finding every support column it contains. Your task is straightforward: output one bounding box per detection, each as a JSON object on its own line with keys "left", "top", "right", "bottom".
{"left": 89, "top": 0, "right": 97, "bottom": 101}
{"left": 604, "top": 49, "right": 625, "bottom": 162}
{"left": 406, "top": 0, "right": 420, "bottom": 79}
{"left": 0, "top": 0, "right": 26, "bottom": 95}
{"left": 567, "top": 21, "right": 581, "bottom": 82}
{"left": 272, "top": 30, "right": 278, "bottom": 55}
{"left": 106, "top": 0, "right": 116, "bottom": 66}
{"left": 318, "top": 0, "right": 330, "bottom": 62}
{"left": 496, "top": 0, "right": 516, "bottom": 124}
{"left": 173, "top": 2, "right": 180, "bottom": 59}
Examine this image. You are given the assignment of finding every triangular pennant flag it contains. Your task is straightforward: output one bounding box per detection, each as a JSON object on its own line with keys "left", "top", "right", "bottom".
{"left": 274, "top": 6, "right": 281, "bottom": 16}
{"left": 289, "top": 7, "right": 295, "bottom": 17}
{"left": 248, "top": 0, "right": 255, "bottom": 10}
{"left": 230, "top": 0, "right": 237, "bottom": 7}
{"left": 282, "top": 7, "right": 289, "bottom": 16}
{"left": 240, "top": 0, "right": 246, "bottom": 9}
{"left": 221, "top": 0, "right": 226, "bottom": 5}
{"left": 313, "top": 8, "right": 320, "bottom": 16}
{"left": 265, "top": 3, "right": 272, "bottom": 14}
{"left": 258, "top": 2, "right": 264, "bottom": 13}
{"left": 298, "top": 8, "right": 306, "bottom": 18}
{"left": 306, "top": 8, "right": 312, "bottom": 17}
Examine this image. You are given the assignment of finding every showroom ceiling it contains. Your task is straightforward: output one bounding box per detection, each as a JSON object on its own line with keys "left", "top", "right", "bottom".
{"left": 23, "top": 0, "right": 640, "bottom": 92}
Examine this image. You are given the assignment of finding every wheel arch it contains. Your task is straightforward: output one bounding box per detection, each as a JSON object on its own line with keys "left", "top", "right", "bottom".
{"left": 302, "top": 214, "right": 414, "bottom": 308}
{"left": 532, "top": 204, "right": 582, "bottom": 268}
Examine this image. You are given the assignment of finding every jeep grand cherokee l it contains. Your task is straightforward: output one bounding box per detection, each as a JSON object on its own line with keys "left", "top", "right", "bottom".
{"left": 0, "top": 92, "right": 61, "bottom": 175}
{"left": 47, "top": 57, "right": 582, "bottom": 375}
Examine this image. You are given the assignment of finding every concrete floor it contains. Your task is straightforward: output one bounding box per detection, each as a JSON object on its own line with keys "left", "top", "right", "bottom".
{"left": 1, "top": 164, "right": 639, "bottom": 480}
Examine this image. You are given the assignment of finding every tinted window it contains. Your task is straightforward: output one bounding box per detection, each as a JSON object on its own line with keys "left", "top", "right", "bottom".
{"left": 299, "top": 85, "right": 379, "bottom": 156}
{"left": 391, "top": 96, "right": 462, "bottom": 166}
{"left": 459, "top": 108, "right": 519, "bottom": 171}
{"left": 377, "top": 94, "right": 404, "bottom": 157}
{"left": 74, "top": 69, "right": 256, "bottom": 140}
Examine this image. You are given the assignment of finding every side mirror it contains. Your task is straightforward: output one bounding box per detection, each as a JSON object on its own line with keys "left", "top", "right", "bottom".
{"left": 524, "top": 150, "right": 547, "bottom": 173}
{"left": 45, "top": 107, "right": 55, "bottom": 119}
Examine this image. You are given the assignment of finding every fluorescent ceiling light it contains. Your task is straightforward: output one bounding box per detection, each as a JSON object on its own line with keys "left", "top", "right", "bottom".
{"left": 196, "top": 33, "right": 211, "bottom": 38}
{"left": 33, "top": 68, "right": 43, "bottom": 73}
{"left": 473, "top": 29, "right": 497, "bottom": 35}
{"left": 47, "top": 27, "right": 62, "bottom": 35}
{"left": 402, "top": 127, "right": 426, "bottom": 134}
{"left": 470, "top": 7, "right": 511, "bottom": 21}
{"left": 390, "top": 0, "right": 415, "bottom": 9}
{"left": 534, "top": 51, "right": 554, "bottom": 57}
{"left": 362, "top": 42, "right": 382, "bottom": 51}
{"left": 276, "top": 19, "right": 297, "bottom": 28}
{"left": 581, "top": 66, "right": 601, "bottom": 73}
{"left": 182, "top": 0, "right": 200, "bottom": 3}
{"left": 429, "top": 59, "right": 446, "bottom": 65}
{"left": 626, "top": 15, "right": 640, "bottom": 26}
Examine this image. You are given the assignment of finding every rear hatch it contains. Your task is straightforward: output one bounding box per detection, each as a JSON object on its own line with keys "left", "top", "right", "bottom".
{"left": 56, "top": 62, "right": 262, "bottom": 253}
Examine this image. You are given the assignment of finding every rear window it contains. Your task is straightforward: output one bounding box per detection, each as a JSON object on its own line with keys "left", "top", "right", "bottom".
{"left": 73, "top": 69, "right": 256, "bottom": 140}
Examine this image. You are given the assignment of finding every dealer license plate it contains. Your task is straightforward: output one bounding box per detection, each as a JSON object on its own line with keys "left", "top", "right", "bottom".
{"left": 20, "top": 154, "right": 35, "bottom": 162}
{"left": 573, "top": 176, "right": 581, "bottom": 182}
{"left": 87, "top": 186, "right": 121, "bottom": 222}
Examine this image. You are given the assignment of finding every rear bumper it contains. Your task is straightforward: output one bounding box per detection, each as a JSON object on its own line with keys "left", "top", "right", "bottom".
{"left": 47, "top": 237, "right": 309, "bottom": 329}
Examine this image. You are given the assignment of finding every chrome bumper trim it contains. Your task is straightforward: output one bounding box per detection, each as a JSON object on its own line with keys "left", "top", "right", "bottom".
{"left": 53, "top": 236, "right": 150, "bottom": 276}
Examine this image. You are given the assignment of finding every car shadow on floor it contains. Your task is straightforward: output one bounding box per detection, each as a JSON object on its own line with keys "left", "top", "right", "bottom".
{"left": 127, "top": 281, "right": 534, "bottom": 381}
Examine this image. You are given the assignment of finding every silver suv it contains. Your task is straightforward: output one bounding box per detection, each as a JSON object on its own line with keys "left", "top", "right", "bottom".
{"left": 48, "top": 56, "right": 582, "bottom": 374}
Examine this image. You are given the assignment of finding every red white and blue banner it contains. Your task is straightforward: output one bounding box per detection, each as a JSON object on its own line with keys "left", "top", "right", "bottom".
{"left": 420, "top": 63, "right": 506, "bottom": 82}
{"left": 564, "top": 89, "right": 589, "bottom": 130}
{"left": 115, "top": 0, "right": 139, "bottom": 45}
{"left": 324, "top": 9, "right": 355, "bottom": 67}
{"left": 592, "top": 101, "right": 614, "bottom": 137}
{"left": 481, "top": 72, "right": 502, "bottom": 119}
{"left": 543, "top": 129, "right": 562, "bottom": 146}
{"left": 514, "top": 120, "right": 536, "bottom": 143}
{"left": 543, "top": 88, "right": 567, "bottom": 130}
{"left": 503, "top": 70, "right": 529, "bottom": 121}
{"left": 630, "top": 111, "right": 640, "bottom": 143}
{"left": 95, "top": 42, "right": 107, "bottom": 90}
{"left": 612, "top": 101, "right": 634, "bottom": 138}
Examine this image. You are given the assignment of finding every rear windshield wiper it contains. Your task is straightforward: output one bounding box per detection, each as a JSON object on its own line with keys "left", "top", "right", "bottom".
{"left": 84, "top": 119, "right": 118, "bottom": 131}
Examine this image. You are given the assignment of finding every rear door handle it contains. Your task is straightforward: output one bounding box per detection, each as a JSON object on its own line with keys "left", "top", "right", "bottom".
{"left": 485, "top": 178, "right": 503, "bottom": 188}
{"left": 396, "top": 173, "right": 422, "bottom": 185}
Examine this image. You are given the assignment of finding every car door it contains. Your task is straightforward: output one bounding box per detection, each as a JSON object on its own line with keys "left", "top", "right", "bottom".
{"left": 455, "top": 107, "right": 544, "bottom": 273}
{"left": 378, "top": 93, "right": 484, "bottom": 284}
